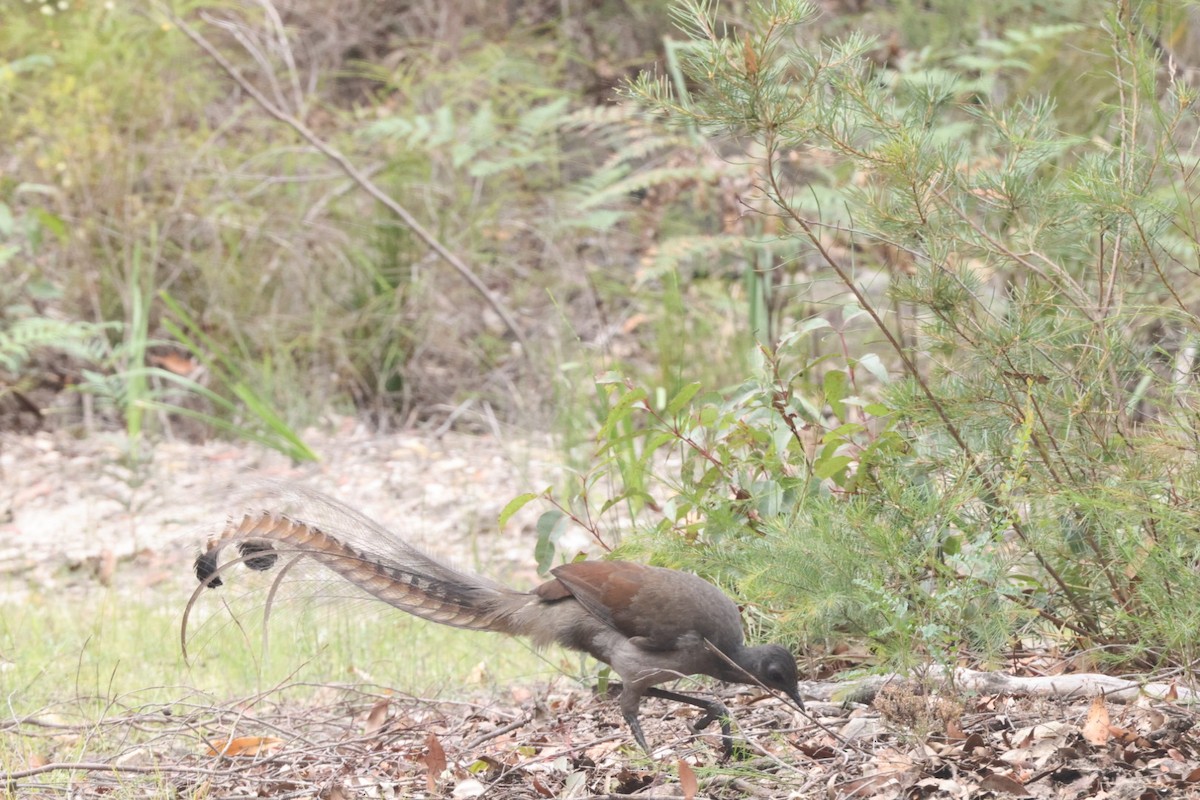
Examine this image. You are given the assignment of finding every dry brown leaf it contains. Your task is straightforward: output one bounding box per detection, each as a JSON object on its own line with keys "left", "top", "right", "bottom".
{"left": 945, "top": 715, "right": 966, "bottom": 740}
{"left": 962, "top": 732, "right": 986, "bottom": 754}
{"left": 1012, "top": 721, "right": 1070, "bottom": 744}
{"left": 322, "top": 786, "right": 349, "bottom": 800}
{"left": 149, "top": 351, "right": 199, "bottom": 376}
{"left": 799, "top": 740, "right": 838, "bottom": 759}
{"left": 95, "top": 548, "right": 116, "bottom": 586}
{"left": 364, "top": 697, "right": 391, "bottom": 734}
{"left": 976, "top": 694, "right": 997, "bottom": 711}
{"left": 425, "top": 731, "right": 447, "bottom": 793}
{"left": 347, "top": 665, "right": 376, "bottom": 683}
{"left": 979, "top": 772, "right": 1030, "bottom": 796}
{"left": 678, "top": 759, "right": 698, "bottom": 800}
{"left": 466, "top": 660, "right": 490, "bottom": 685}
{"left": 205, "top": 736, "right": 284, "bottom": 757}
{"left": 113, "top": 747, "right": 149, "bottom": 767}
{"left": 1081, "top": 696, "right": 1111, "bottom": 746}
{"left": 1184, "top": 766, "right": 1200, "bottom": 783}
{"left": 1012, "top": 728, "right": 1032, "bottom": 749}
{"left": 874, "top": 748, "right": 918, "bottom": 774}
{"left": 742, "top": 31, "right": 758, "bottom": 77}
{"left": 836, "top": 772, "right": 902, "bottom": 797}
{"left": 451, "top": 778, "right": 486, "bottom": 798}
{"left": 915, "top": 777, "right": 964, "bottom": 795}
{"left": 1107, "top": 724, "right": 1136, "bottom": 744}
{"left": 621, "top": 313, "right": 649, "bottom": 334}
{"left": 531, "top": 774, "right": 554, "bottom": 798}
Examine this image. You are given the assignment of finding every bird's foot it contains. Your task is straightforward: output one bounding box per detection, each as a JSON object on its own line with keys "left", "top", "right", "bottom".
{"left": 689, "top": 702, "right": 736, "bottom": 761}
{"left": 623, "top": 710, "right": 653, "bottom": 756}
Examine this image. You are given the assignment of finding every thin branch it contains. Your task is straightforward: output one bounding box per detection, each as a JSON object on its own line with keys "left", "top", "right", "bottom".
{"left": 154, "top": 2, "right": 529, "bottom": 355}
{"left": 3, "top": 760, "right": 227, "bottom": 781}
{"left": 762, "top": 138, "right": 1096, "bottom": 635}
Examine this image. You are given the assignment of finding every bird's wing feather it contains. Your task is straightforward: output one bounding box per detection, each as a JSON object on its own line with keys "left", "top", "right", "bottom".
{"left": 549, "top": 561, "right": 730, "bottom": 652}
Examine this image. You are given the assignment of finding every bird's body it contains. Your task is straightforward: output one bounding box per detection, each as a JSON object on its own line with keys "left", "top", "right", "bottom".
{"left": 189, "top": 489, "right": 803, "bottom": 754}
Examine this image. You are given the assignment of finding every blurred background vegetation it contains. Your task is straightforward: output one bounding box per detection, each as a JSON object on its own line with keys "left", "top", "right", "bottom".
{"left": 6, "top": 0, "right": 1200, "bottom": 679}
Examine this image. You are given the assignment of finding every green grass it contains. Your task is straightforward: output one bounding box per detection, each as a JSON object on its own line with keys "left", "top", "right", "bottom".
{"left": 1, "top": 584, "right": 590, "bottom": 796}
{"left": 0, "top": 586, "right": 562, "bottom": 719}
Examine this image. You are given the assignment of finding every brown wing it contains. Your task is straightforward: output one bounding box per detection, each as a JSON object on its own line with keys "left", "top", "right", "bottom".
{"left": 537, "top": 561, "right": 647, "bottom": 629}
{"left": 538, "top": 560, "right": 744, "bottom": 652}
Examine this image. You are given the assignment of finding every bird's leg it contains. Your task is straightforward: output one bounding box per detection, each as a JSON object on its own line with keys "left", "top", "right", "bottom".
{"left": 642, "top": 687, "right": 734, "bottom": 760}
{"left": 606, "top": 683, "right": 735, "bottom": 759}
{"left": 621, "top": 707, "right": 653, "bottom": 754}
{"left": 616, "top": 685, "right": 653, "bottom": 755}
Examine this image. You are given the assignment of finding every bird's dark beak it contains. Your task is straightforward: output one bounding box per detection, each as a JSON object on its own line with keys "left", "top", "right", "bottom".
{"left": 788, "top": 688, "right": 806, "bottom": 711}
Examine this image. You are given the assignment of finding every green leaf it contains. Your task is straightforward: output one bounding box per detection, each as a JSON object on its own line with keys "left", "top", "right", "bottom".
{"left": 498, "top": 492, "right": 540, "bottom": 530}
{"left": 778, "top": 316, "right": 832, "bottom": 350}
{"left": 842, "top": 302, "right": 869, "bottom": 325}
{"left": 31, "top": 208, "right": 68, "bottom": 243}
{"left": 1, "top": 54, "right": 54, "bottom": 78}
{"left": 641, "top": 430, "right": 677, "bottom": 459}
{"left": 814, "top": 454, "right": 852, "bottom": 480}
{"left": 824, "top": 422, "right": 865, "bottom": 441}
{"left": 666, "top": 381, "right": 702, "bottom": 415}
{"left": 697, "top": 466, "right": 723, "bottom": 490}
{"left": 534, "top": 510, "right": 566, "bottom": 574}
{"left": 856, "top": 353, "right": 889, "bottom": 385}
{"left": 823, "top": 369, "right": 848, "bottom": 420}
{"left": 597, "top": 387, "right": 647, "bottom": 440}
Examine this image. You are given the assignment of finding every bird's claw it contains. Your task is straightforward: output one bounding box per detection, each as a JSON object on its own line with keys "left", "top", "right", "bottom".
{"left": 687, "top": 703, "right": 738, "bottom": 761}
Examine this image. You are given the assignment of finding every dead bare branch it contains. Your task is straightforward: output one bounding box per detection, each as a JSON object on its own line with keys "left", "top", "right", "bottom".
{"left": 150, "top": 1, "right": 530, "bottom": 356}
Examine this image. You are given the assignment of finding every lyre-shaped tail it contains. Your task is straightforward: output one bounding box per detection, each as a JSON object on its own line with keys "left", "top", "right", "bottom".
{"left": 185, "top": 512, "right": 524, "bottom": 660}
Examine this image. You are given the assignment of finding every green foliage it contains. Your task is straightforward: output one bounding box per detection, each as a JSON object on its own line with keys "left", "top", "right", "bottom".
{"left": 0, "top": 588, "right": 546, "bottom": 720}
{"left": 542, "top": 0, "right": 1200, "bottom": 672}
{"left": 363, "top": 97, "right": 571, "bottom": 183}
{"left": 11, "top": 0, "right": 1200, "bottom": 681}
{"left": 1, "top": 2, "right": 607, "bottom": 433}
{"left": 154, "top": 291, "right": 319, "bottom": 461}
{"left": 0, "top": 314, "right": 113, "bottom": 375}
{"left": 547, "top": 335, "right": 898, "bottom": 557}
{"left": 0, "top": 179, "right": 310, "bottom": 460}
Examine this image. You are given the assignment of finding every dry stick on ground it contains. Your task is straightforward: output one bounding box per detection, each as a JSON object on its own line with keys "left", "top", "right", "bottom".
{"left": 153, "top": 2, "right": 529, "bottom": 356}
{"left": 2, "top": 761, "right": 231, "bottom": 782}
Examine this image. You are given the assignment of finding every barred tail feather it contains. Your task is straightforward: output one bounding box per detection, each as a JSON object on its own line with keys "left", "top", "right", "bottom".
{"left": 191, "top": 512, "right": 523, "bottom": 634}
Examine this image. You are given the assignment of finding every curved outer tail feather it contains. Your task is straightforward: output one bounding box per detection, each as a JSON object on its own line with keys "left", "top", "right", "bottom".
{"left": 186, "top": 511, "right": 527, "bottom": 657}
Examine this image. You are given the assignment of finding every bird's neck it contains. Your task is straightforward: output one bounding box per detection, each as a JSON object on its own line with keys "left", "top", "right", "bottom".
{"left": 713, "top": 642, "right": 764, "bottom": 684}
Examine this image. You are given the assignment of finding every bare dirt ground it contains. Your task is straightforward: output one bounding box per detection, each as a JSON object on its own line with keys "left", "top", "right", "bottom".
{"left": 0, "top": 423, "right": 560, "bottom": 600}
{"left": 4, "top": 427, "right": 1200, "bottom": 798}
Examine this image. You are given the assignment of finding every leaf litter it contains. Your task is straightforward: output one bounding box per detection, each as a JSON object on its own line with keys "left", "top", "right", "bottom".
{"left": 3, "top": 429, "right": 1200, "bottom": 797}
{"left": 4, "top": 678, "right": 1200, "bottom": 798}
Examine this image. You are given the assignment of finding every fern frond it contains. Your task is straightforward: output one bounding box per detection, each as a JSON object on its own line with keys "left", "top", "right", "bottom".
{"left": 0, "top": 316, "right": 115, "bottom": 372}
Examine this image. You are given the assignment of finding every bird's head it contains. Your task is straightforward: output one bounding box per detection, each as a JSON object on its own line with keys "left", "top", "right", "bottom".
{"left": 740, "top": 643, "right": 805, "bottom": 710}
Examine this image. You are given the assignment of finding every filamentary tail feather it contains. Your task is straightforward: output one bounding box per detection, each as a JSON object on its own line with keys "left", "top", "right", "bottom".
{"left": 192, "top": 512, "right": 525, "bottom": 634}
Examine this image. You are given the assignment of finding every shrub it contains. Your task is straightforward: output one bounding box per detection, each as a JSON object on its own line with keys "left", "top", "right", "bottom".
{"left": 547, "top": 0, "right": 1200, "bottom": 672}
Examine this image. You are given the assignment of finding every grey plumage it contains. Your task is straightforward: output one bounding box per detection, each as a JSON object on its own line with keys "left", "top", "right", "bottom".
{"left": 186, "top": 482, "right": 804, "bottom": 756}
